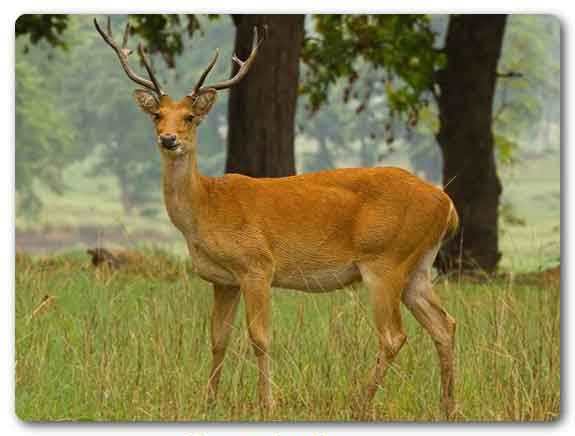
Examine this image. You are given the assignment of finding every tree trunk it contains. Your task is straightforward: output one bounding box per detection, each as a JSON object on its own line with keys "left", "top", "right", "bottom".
{"left": 436, "top": 15, "right": 507, "bottom": 273}
{"left": 226, "top": 14, "right": 305, "bottom": 177}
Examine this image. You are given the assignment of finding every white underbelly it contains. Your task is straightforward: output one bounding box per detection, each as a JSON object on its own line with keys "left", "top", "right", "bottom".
{"left": 188, "top": 240, "right": 361, "bottom": 292}
{"left": 188, "top": 245, "right": 237, "bottom": 286}
{"left": 273, "top": 264, "right": 361, "bottom": 292}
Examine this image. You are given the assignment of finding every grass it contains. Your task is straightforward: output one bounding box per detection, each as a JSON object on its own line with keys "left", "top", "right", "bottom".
{"left": 499, "top": 154, "right": 560, "bottom": 272}
{"left": 15, "top": 251, "right": 560, "bottom": 422}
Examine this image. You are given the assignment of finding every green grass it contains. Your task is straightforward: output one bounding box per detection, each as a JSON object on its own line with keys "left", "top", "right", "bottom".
{"left": 15, "top": 252, "right": 560, "bottom": 422}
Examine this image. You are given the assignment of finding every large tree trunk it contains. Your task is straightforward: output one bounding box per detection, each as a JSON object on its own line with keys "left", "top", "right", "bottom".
{"left": 436, "top": 15, "right": 507, "bottom": 273}
{"left": 226, "top": 15, "right": 305, "bottom": 177}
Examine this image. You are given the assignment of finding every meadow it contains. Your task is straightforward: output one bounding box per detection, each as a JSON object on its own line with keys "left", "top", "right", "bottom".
{"left": 15, "top": 250, "right": 560, "bottom": 422}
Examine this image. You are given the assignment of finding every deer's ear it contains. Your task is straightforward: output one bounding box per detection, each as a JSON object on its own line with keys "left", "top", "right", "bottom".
{"left": 187, "top": 89, "right": 217, "bottom": 117}
{"left": 133, "top": 89, "right": 159, "bottom": 114}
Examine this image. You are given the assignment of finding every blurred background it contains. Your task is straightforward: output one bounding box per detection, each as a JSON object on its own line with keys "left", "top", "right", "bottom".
{"left": 15, "top": 14, "right": 560, "bottom": 273}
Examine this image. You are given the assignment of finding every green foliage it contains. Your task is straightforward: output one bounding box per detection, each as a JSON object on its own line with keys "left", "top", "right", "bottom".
{"left": 297, "top": 77, "right": 391, "bottom": 172}
{"left": 301, "top": 14, "right": 560, "bottom": 174}
{"left": 16, "top": 15, "right": 70, "bottom": 50}
{"left": 128, "top": 15, "right": 204, "bottom": 67}
{"left": 494, "top": 15, "right": 561, "bottom": 157}
{"left": 298, "top": 15, "right": 446, "bottom": 180}
{"left": 15, "top": 47, "right": 77, "bottom": 216}
{"left": 302, "top": 15, "right": 442, "bottom": 117}
{"left": 15, "top": 14, "right": 221, "bottom": 65}
{"left": 494, "top": 133, "right": 520, "bottom": 165}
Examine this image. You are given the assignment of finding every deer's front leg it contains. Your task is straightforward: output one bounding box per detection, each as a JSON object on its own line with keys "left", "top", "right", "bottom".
{"left": 241, "top": 275, "right": 273, "bottom": 412}
{"left": 207, "top": 284, "right": 241, "bottom": 404}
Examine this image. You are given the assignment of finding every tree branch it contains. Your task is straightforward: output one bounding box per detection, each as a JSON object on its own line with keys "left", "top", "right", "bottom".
{"left": 496, "top": 71, "right": 523, "bottom": 79}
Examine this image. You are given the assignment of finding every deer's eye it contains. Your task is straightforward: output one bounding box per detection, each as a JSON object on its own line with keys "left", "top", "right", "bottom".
{"left": 152, "top": 112, "right": 161, "bottom": 121}
{"left": 185, "top": 114, "right": 195, "bottom": 123}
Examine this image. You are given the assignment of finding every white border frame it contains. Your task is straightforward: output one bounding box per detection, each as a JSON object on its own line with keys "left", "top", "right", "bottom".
{"left": 3, "top": 1, "right": 571, "bottom": 435}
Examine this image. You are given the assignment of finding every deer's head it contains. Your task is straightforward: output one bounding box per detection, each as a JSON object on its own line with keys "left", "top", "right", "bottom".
{"left": 94, "top": 17, "right": 265, "bottom": 158}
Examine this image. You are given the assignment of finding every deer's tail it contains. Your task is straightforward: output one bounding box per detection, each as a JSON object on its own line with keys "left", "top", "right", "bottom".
{"left": 443, "top": 200, "right": 460, "bottom": 242}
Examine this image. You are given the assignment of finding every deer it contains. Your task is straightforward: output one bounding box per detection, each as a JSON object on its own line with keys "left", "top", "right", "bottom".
{"left": 94, "top": 17, "right": 459, "bottom": 419}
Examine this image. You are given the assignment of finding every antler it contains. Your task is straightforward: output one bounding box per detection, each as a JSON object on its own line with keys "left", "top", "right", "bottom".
{"left": 189, "top": 25, "right": 267, "bottom": 98}
{"left": 94, "top": 16, "right": 165, "bottom": 97}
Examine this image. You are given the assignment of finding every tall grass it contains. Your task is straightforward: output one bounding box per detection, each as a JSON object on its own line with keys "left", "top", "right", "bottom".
{"left": 15, "top": 252, "right": 560, "bottom": 422}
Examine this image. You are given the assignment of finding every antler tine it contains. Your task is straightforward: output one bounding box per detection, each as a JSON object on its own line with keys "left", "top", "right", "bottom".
{"left": 252, "top": 25, "right": 260, "bottom": 53}
{"left": 93, "top": 17, "right": 164, "bottom": 97}
{"left": 190, "top": 24, "right": 266, "bottom": 96}
{"left": 190, "top": 49, "right": 220, "bottom": 97}
{"left": 137, "top": 43, "right": 165, "bottom": 97}
{"left": 106, "top": 16, "right": 113, "bottom": 39}
{"left": 122, "top": 21, "right": 131, "bottom": 52}
{"left": 231, "top": 25, "right": 258, "bottom": 69}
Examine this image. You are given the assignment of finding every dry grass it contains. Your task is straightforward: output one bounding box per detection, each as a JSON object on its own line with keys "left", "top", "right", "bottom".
{"left": 15, "top": 251, "right": 560, "bottom": 422}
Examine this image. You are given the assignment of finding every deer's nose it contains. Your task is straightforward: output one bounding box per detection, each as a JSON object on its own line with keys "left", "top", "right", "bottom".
{"left": 159, "top": 133, "right": 178, "bottom": 149}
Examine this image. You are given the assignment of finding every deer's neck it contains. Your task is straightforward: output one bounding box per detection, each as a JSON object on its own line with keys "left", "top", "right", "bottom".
{"left": 162, "top": 149, "right": 207, "bottom": 236}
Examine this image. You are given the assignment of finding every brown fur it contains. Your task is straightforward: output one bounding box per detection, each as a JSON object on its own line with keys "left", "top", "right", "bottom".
{"left": 128, "top": 87, "right": 459, "bottom": 417}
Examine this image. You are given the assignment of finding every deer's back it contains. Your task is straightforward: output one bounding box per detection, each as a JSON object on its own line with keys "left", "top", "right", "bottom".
{"left": 192, "top": 167, "right": 452, "bottom": 291}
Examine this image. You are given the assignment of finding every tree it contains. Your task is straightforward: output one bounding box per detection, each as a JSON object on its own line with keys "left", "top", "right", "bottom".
{"left": 435, "top": 15, "right": 508, "bottom": 273}
{"left": 15, "top": 41, "right": 77, "bottom": 216}
{"left": 302, "top": 15, "right": 439, "bottom": 118}
{"left": 225, "top": 15, "right": 305, "bottom": 177}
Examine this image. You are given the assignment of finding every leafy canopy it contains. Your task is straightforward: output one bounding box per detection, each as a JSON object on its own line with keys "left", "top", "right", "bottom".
{"left": 301, "top": 15, "right": 444, "bottom": 118}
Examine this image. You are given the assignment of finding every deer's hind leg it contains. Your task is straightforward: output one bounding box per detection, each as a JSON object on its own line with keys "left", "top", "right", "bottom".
{"left": 358, "top": 262, "right": 409, "bottom": 406}
{"left": 402, "top": 243, "right": 456, "bottom": 419}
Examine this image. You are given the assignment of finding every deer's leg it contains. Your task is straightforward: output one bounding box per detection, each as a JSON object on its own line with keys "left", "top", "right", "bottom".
{"left": 241, "top": 276, "right": 273, "bottom": 411}
{"left": 207, "top": 284, "right": 241, "bottom": 403}
{"left": 402, "top": 251, "right": 456, "bottom": 419}
{"left": 359, "top": 264, "right": 408, "bottom": 406}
